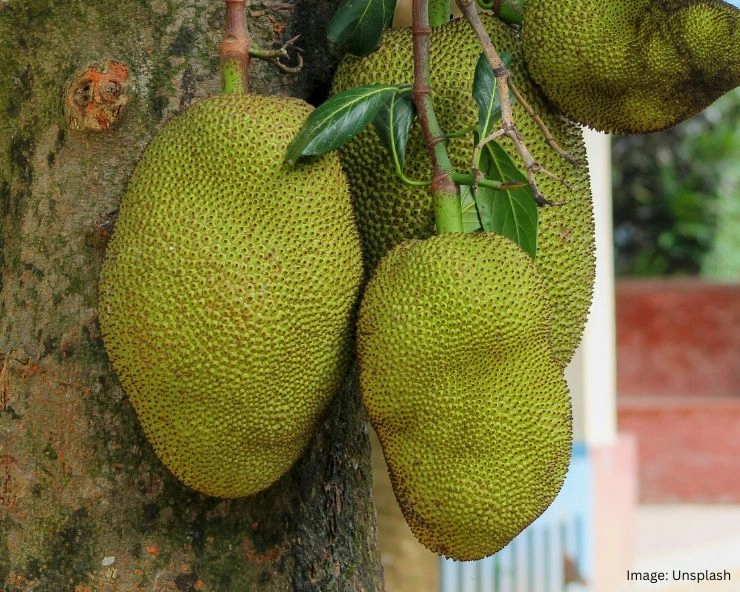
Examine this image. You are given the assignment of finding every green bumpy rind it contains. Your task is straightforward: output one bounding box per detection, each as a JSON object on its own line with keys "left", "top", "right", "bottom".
{"left": 99, "top": 94, "right": 364, "bottom": 498}
{"left": 333, "top": 15, "right": 595, "bottom": 366}
{"left": 358, "top": 233, "right": 572, "bottom": 561}
{"left": 523, "top": 0, "right": 740, "bottom": 134}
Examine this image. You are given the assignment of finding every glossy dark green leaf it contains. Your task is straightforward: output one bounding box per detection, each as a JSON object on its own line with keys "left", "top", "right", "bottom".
{"left": 472, "top": 52, "right": 513, "bottom": 139}
{"left": 475, "top": 141, "right": 538, "bottom": 258}
{"left": 285, "top": 85, "right": 397, "bottom": 165}
{"left": 327, "top": 0, "right": 397, "bottom": 56}
{"left": 373, "top": 86, "right": 415, "bottom": 170}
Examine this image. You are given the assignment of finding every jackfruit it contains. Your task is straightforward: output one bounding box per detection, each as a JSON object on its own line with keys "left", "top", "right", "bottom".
{"left": 98, "top": 93, "right": 363, "bottom": 498}
{"left": 358, "top": 233, "right": 572, "bottom": 560}
{"left": 522, "top": 0, "right": 740, "bottom": 134}
{"left": 332, "top": 15, "right": 594, "bottom": 366}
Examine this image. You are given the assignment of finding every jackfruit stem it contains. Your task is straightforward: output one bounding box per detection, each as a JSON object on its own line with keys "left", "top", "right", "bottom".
{"left": 412, "top": 0, "right": 464, "bottom": 234}
{"left": 221, "top": 0, "right": 251, "bottom": 94}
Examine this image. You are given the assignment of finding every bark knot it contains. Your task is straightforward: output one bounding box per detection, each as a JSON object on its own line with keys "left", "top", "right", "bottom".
{"left": 64, "top": 60, "right": 131, "bottom": 132}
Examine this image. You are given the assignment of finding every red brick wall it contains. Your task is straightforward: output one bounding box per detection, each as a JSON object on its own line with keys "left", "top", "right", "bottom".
{"left": 616, "top": 280, "right": 740, "bottom": 502}
{"left": 619, "top": 398, "right": 740, "bottom": 502}
{"left": 616, "top": 280, "right": 740, "bottom": 398}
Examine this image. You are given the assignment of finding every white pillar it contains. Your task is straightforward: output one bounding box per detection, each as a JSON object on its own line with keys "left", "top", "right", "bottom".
{"left": 567, "top": 128, "right": 617, "bottom": 445}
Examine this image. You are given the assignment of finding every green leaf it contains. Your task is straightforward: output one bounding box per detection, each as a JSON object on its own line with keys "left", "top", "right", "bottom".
{"left": 472, "top": 52, "right": 513, "bottom": 140}
{"left": 429, "top": 0, "right": 451, "bottom": 27}
{"left": 373, "top": 86, "right": 415, "bottom": 170}
{"left": 475, "top": 141, "right": 538, "bottom": 258}
{"left": 327, "top": 0, "right": 397, "bottom": 56}
{"left": 460, "top": 185, "right": 483, "bottom": 233}
{"left": 285, "top": 85, "right": 397, "bottom": 165}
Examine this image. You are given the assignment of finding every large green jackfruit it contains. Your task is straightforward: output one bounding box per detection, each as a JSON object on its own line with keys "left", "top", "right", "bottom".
{"left": 358, "top": 233, "right": 572, "bottom": 560}
{"left": 333, "top": 15, "right": 594, "bottom": 366}
{"left": 523, "top": 0, "right": 740, "bottom": 134}
{"left": 99, "top": 94, "right": 363, "bottom": 498}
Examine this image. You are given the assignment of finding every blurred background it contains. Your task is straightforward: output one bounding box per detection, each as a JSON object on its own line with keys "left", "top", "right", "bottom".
{"left": 370, "top": 58, "right": 740, "bottom": 592}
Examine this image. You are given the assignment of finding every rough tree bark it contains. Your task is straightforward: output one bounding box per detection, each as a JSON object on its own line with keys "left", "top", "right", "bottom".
{"left": 0, "top": 1, "right": 383, "bottom": 589}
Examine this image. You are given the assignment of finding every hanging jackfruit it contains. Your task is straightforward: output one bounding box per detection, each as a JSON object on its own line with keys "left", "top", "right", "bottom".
{"left": 522, "top": 0, "right": 740, "bottom": 134}
{"left": 358, "top": 233, "right": 572, "bottom": 561}
{"left": 99, "top": 94, "right": 363, "bottom": 498}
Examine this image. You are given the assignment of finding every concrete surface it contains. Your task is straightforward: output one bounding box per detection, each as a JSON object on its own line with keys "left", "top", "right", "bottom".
{"left": 618, "top": 505, "right": 740, "bottom": 592}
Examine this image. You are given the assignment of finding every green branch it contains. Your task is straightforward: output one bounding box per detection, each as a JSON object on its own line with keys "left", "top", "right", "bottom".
{"left": 450, "top": 173, "right": 524, "bottom": 190}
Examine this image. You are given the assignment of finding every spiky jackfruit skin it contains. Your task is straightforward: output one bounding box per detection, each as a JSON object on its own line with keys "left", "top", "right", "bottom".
{"left": 99, "top": 94, "right": 363, "bottom": 498}
{"left": 358, "top": 233, "right": 572, "bottom": 560}
{"left": 332, "top": 16, "right": 594, "bottom": 366}
{"left": 523, "top": 0, "right": 740, "bottom": 134}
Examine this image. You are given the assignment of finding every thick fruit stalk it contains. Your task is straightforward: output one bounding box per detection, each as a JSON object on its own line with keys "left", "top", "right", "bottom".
{"left": 412, "top": 0, "right": 464, "bottom": 234}
{"left": 221, "top": 0, "right": 250, "bottom": 94}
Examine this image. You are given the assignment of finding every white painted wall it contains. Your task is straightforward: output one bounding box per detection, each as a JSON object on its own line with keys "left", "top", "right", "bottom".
{"left": 567, "top": 129, "right": 618, "bottom": 445}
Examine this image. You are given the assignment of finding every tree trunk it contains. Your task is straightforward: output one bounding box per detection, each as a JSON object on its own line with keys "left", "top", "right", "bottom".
{"left": 0, "top": 1, "right": 383, "bottom": 589}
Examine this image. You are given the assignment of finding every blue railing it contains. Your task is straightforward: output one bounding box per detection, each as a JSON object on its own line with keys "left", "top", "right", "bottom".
{"left": 440, "top": 443, "right": 593, "bottom": 592}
